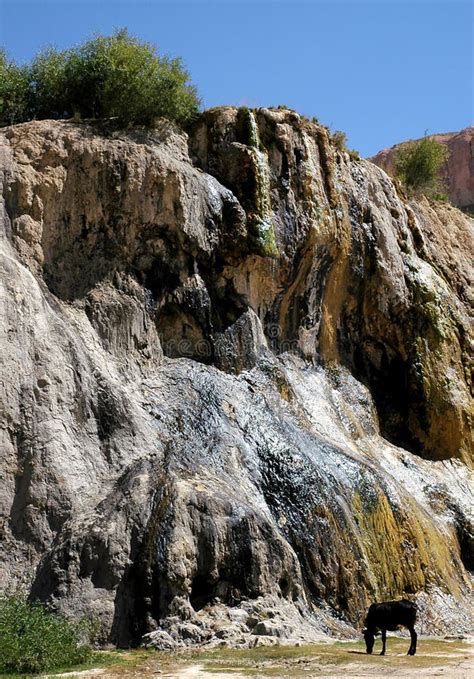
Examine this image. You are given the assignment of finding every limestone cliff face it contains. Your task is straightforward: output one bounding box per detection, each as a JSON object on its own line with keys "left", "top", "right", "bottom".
{"left": 0, "top": 110, "right": 472, "bottom": 647}
{"left": 372, "top": 127, "right": 474, "bottom": 213}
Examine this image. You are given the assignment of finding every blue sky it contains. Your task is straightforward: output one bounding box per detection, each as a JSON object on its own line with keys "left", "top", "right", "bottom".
{"left": 1, "top": 0, "right": 472, "bottom": 156}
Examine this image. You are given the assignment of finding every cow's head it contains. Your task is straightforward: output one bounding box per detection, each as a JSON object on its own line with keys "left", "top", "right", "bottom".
{"left": 363, "top": 627, "right": 375, "bottom": 654}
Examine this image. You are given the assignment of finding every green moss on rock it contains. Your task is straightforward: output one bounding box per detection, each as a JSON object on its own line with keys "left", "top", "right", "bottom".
{"left": 237, "top": 106, "right": 260, "bottom": 148}
{"left": 241, "top": 111, "right": 279, "bottom": 257}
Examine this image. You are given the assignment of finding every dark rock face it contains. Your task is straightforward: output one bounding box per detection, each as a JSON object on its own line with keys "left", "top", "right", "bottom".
{"left": 0, "top": 111, "right": 472, "bottom": 646}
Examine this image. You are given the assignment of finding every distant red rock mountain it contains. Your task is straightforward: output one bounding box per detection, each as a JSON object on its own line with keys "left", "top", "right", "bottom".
{"left": 371, "top": 127, "right": 474, "bottom": 212}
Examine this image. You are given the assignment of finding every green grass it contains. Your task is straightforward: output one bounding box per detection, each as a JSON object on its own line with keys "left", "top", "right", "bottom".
{"left": 174, "top": 638, "right": 473, "bottom": 676}
{"left": 0, "top": 638, "right": 471, "bottom": 678}
{"left": 0, "top": 649, "right": 163, "bottom": 678}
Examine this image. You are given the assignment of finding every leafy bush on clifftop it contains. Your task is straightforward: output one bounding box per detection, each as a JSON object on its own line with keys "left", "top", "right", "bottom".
{"left": 394, "top": 135, "right": 449, "bottom": 197}
{"left": 0, "top": 29, "right": 200, "bottom": 127}
{"left": 0, "top": 50, "right": 30, "bottom": 125}
{"left": 0, "top": 594, "right": 92, "bottom": 673}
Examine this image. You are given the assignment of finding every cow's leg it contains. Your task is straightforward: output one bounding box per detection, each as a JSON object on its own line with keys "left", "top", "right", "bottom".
{"left": 380, "top": 629, "right": 386, "bottom": 655}
{"left": 408, "top": 627, "right": 417, "bottom": 655}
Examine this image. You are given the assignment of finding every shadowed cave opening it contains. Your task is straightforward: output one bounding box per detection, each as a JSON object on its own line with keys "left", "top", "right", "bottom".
{"left": 190, "top": 563, "right": 257, "bottom": 612}
{"left": 279, "top": 577, "right": 290, "bottom": 597}
{"left": 190, "top": 575, "right": 216, "bottom": 611}
{"left": 345, "top": 343, "right": 425, "bottom": 458}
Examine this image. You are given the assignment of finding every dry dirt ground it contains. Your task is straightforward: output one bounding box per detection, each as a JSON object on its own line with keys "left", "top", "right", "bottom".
{"left": 43, "top": 638, "right": 474, "bottom": 678}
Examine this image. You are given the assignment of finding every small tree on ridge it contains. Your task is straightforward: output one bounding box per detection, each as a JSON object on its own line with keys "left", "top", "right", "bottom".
{"left": 394, "top": 135, "right": 449, "bottom": 197}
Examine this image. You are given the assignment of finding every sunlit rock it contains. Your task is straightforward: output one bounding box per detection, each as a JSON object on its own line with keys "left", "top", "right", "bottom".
{"left": 0, "top": 111, "right": 472, "bottom": 647}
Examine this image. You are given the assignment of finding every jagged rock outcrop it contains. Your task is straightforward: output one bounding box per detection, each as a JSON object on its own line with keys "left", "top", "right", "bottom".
{"left": 0, "top": 110, "right": 472, "bottom": 647}
{"left": 372, "top": 127, "right": 474, "bottom": 213}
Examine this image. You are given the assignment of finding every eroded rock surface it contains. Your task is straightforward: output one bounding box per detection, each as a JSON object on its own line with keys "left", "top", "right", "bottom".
{"left": 0, "top": 111, "right": 472, "bottom": 647}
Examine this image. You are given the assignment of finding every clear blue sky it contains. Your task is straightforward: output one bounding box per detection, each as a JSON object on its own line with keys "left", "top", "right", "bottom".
{"left": 1, "top": 0, "right": 472, "bottom": 156}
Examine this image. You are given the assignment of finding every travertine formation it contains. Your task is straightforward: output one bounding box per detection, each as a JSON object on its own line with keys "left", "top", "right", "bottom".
{"left": 0, "top": 110, "right": 472, "bottom": 648}
{"left": 372, "top": 127, "right": 474, "bottom": 213}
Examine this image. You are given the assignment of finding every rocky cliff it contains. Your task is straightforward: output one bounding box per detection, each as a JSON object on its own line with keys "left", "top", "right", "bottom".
{"left": 0, "top": 109, "right": 472, "bottom": 648}
{"left": 372, "top": 127, "right": 474, "bottom": 213}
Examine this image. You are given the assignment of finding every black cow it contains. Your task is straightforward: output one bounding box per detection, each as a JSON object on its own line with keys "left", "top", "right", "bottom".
{"left": 363, "top": 599, "right": 417, "bottom": 655}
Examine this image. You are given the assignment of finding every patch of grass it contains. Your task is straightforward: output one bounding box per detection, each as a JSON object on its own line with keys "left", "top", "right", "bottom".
{"left": 1, "top": 639, "right": 468, "bottom": 678}
{"left": 0, "top": 649, "right": 170, "bottom": 679}
{"left": 177, "top": 638, "right": 473, "bottom": 676}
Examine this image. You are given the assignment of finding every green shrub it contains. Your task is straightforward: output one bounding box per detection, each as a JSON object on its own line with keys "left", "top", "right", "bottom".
{"left": 61, "top": 29, "right": 199, "bottom": 125}
{"left": 0, "top": 29, "right": 200, "bottom": 127}
{"left": 394, "top": 136, "right": 449, "bottom": 196}
{"left": 331, "top": 130, "right": 348, "bottom": 151}
{"left": 29, "top": 47, "right": 68, "bottom": 119}
{"left": 0, "top": 594, "right": 92, "bottom": 674}
{"left": 0, "top": 50, "right": 30, "bottom": 125}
